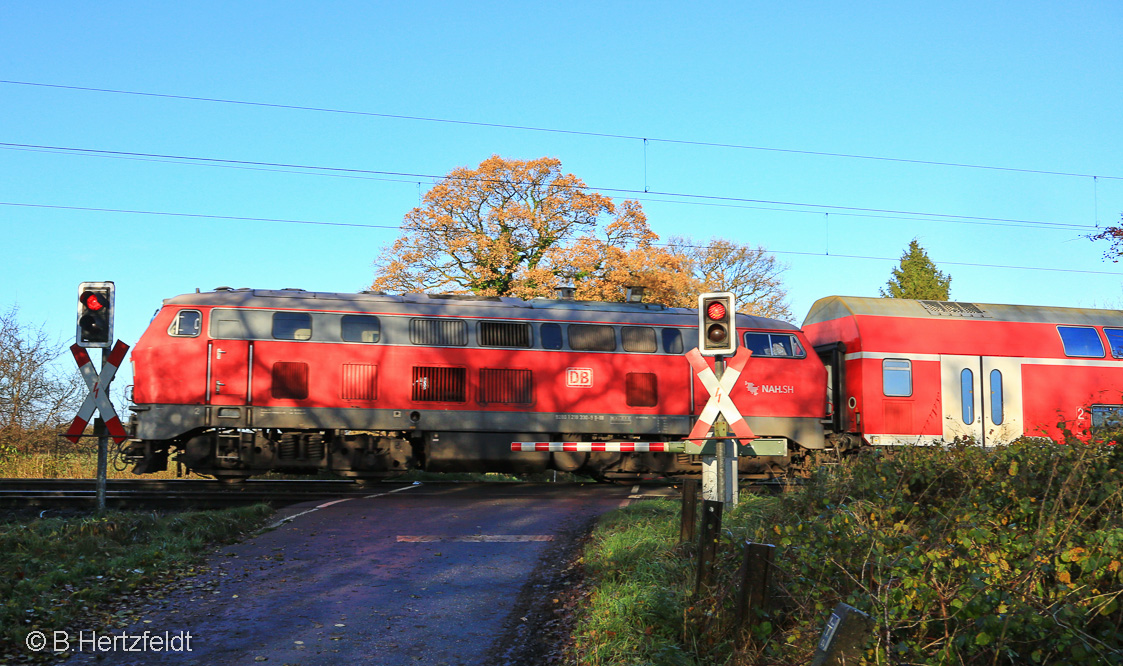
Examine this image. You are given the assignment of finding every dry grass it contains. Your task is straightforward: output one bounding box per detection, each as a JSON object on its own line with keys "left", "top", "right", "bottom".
{"left": 0, "top": 452, "right": 182, "bottom": 480}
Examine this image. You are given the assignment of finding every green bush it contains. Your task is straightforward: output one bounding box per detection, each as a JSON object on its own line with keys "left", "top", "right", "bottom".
{"left": 572, "top": 438, "right": 1123, "bottom": 665}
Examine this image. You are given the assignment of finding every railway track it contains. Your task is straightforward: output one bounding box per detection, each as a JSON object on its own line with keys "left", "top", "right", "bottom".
{"left": 0, "top": 478, "right": 398, "bottom": 511}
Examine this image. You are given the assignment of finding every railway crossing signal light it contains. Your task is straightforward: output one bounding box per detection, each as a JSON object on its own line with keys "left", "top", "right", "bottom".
{"left": 698, "top": 292, "right": 737, "bottom": 356}
{"left": 77, "top": 281, "right": 115, "bottom": 348}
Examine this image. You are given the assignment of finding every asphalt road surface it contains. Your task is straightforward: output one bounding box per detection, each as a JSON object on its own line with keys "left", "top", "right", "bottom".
{"left": 56, "top": 481, "right": 672, "bottom": 665}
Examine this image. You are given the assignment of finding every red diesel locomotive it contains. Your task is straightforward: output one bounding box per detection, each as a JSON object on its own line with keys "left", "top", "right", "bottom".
{"left": 125, "top": 288, "right": 827, "bottom": 480}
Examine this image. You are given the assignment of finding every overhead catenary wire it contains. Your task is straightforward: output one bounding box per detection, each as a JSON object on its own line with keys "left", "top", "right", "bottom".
{"left": 3, "top": 200, "right": 1119, "bottom": 278}
{"left": 0, "top": 141, "right": 1098, "bottom": 233}
{"left": 3, "top": 78, "right": 1122, "bottom": 182}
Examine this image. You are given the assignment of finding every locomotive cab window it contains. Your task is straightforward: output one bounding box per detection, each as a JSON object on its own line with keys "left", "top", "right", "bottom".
{"left": 1057, "top": 325, "right": 1105, "bottom": 358}
{"left": 273, "top": 312, "right": 312, "bottom": 341}
{"left": 341, "top": 315, "right": 381, "bottom": 343}
{"left": 478, "top": 321, "right": 532, "bottom": 348}
{"left": 882, "top": 359, "right": 912, "bottom": 397}
{"left": 622, "top": 326, "right": 657, "bottom": 353}
{"left": 1104, "top": 328, "right": 1123, "bottom": 359}
{"left": 568, "top": 324, "right": 616, "bottom": 351}
{"left": 168, "top": 310, "right": 201, "bottom": 337}
{"left": 743, "top": 332, "right": 806, "bottom": 358}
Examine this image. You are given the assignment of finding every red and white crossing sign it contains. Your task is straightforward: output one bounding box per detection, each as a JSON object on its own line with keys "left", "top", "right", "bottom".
{"left": 685, "top": 345, "right": 755, "bottom": 444}
{"left": 64, "top": 340, "right": 130, "bottom": 445}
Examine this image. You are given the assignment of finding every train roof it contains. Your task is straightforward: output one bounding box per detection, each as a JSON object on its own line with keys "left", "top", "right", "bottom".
{"left": 804, "top": 295, "right": 1123, "bottom": 327}
{"left": 162, "top": 288, "right": 797, "bottom": 330}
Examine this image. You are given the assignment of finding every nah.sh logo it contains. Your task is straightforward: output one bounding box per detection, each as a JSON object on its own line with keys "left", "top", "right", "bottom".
{"left": 744, "top": 381, "right": 793, "bottom": 395}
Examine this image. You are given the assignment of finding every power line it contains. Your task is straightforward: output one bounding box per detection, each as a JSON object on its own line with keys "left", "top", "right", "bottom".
{"left": 4, "top": 200, "right": 1118, "bottom": 277}
{"left": 0, "top": 141, "right": 1097, "bottom": 233}
{"left": 3, "top": 78, "right": 1121, "bottom": 182}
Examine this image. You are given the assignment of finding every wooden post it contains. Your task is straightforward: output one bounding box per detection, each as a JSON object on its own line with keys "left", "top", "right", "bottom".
{"left": 680, "top": 477, "right": 699, "bottom": 543}
{"left": 694, "top": 499, "right": 723, "bottom": 594}
{"left": 735, "top": 542, "right": 775, "bottom": 631}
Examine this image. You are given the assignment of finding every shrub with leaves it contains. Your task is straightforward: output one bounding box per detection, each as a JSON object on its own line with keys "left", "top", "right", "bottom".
{"left": 571, "top": 438, "right": 1123, "bottom": 665}
{"left": 739, "top": 438, "right": 1123, "bottom": 664}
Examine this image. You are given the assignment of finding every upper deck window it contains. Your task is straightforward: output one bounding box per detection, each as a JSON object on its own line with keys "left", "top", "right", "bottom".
{"left": 1058, "top": 326, "right": 1105, "bottom": 358}
{"left": 1104, "top": 328, "right": 1123, "bottom": 359}
{"left": 168, "top": 310, "right": 201, "bottom": 337}
{"left": 569, "top": 324, "right": 616, "bottom": 352}
{"left": 273, "top": 312, "right": 312, "bottom": 341}
{"left": 341, "top": 315, "right": 381, "bottom": 343}
{"left": 743, "top": 332, "right": 806, "bottom": 358}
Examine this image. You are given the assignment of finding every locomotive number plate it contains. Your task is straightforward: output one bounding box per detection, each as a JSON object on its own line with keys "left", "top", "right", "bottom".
{"left": 566, "top": 367, "right": 594, "bottom": 388}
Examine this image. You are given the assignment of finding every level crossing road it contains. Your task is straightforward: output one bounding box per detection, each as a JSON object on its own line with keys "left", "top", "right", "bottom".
{"left": 56, "top": 481, "right": 674, "bottom": 666}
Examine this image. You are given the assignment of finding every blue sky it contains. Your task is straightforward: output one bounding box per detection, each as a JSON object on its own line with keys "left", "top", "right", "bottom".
{"left": 3, "top": 1, "right": 1122, "bottom": 376}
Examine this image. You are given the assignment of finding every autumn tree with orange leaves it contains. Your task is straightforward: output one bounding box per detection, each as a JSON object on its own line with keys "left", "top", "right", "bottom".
{"left": 372, "top": 155, "right": 790, "bottom": 318}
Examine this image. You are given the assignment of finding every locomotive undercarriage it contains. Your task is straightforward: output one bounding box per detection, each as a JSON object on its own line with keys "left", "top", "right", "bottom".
{"left": 124, "top": 427, "right": 809, "bottom": 481}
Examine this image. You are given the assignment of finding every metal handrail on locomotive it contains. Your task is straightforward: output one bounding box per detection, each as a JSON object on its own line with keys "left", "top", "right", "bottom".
{"left": 124, "top": 288, "right": 826, "bottom": 481}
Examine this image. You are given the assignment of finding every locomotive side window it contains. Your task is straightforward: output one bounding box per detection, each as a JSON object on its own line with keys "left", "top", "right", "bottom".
{"left": 961, "top": 368, "right": 975, "bottom": 424}
{"left": 662, "top": 328, "right": 684, "bottom": 354}
{"left": 569, "top": 324, "right": 616, "bottom": 351}
{"left": 540, "top": 323, "right": 563, "bottom": 350}
{"left": 410, "top": 318, "right": 468, "bottom": 346}
{"left": 273, "top": 312, "right": 312, "bottom": 341}
{"left": 1057, "top": 326, "right": 1105, "bottom": 358}
{"left": 1104, "top": 328, "right": 1123, "bottom": 358}
{"left": 743, "top": 332, "right": 806, "bottom": 358}
{"left": 990, "top": 369, "right": 1004, "bottom": 425}
{"left": 478, "top": 321, "right": 532, "bottom": 348}
{"left": 621, "top": 326, "right": 657, "bottom": 353}
{"left": 341, "top": 315, "right": 381, "bottom": 343}
{"left": 168, "top": 310, "right": 201, "bottom": 337}
{"left": 882, "top": 359, "right": 912, "bottom": 397}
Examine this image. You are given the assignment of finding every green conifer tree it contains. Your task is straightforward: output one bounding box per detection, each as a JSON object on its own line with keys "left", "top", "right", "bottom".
{"left": 880, "top": 239, "right": 952, "bottom": 300}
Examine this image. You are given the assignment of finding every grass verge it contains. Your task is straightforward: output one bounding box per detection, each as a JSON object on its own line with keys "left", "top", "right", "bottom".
{"left": 569, "top": 438, "right": 1123, "bottom": 665}
{"left": 0, "top": 504, "right": 273, "bottom": 659}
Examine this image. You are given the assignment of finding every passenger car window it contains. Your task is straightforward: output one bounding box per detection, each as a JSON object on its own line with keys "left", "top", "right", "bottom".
{"left": 961, "top": 368, "right": 975, "bottom": 424}
{"left": 1057, "top": 326, "right": 1105, "bottom": 358}
{"left": 341, "top": 315, "right": 381, "bottom": 343}
{"left": 882, "top": 359, "right": 912, "bottom": 397}
{"left": 168, "top": 310, "right": 201, "bottom": 337}
{"left": 990, "top": 369, "right": 1003, "bottom": 425}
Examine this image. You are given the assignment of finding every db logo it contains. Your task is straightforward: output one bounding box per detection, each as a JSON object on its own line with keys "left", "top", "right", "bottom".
{"left": 566, "top": 367, "right": 594, "bottom": 388}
